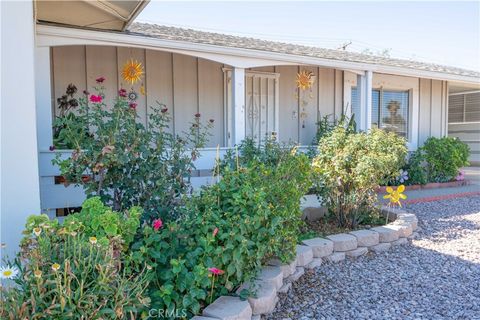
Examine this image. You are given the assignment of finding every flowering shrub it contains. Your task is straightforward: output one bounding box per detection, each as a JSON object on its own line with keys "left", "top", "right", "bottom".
{"left": 0, "top": 210, "right": 150, "bottom": 319}
{"left": 313, "top": 127, "right": 407, "bottom": 228}
{"left": 129, "top": 151, "right": 310, "bottom": 316}
{"left": 53, "top": 78, "right": 212, "bottom": 221}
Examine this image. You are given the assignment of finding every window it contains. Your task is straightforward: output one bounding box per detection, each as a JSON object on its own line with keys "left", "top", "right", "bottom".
{"left": 351, "top": 88, "right": 410, "bottom": 138}
{"left": 448, "top": 92, "right": 480, "bottom": 123}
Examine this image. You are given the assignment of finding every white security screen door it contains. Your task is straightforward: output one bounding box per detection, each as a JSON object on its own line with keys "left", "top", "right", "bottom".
{"left": 224, "top": 69, "right": 279, "bottom": 145}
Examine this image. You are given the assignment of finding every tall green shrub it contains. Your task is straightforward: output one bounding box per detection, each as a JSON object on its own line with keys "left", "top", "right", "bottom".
{"left": 419, "top": 137, "right": 470, "bottom": 182}
{"left": 313, "top": 127, "right": 407, "bottom": 227}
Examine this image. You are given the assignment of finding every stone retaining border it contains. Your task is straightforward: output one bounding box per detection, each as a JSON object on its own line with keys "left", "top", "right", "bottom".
{"left": 193, "top": 206, "right": 418, "bottom": 320}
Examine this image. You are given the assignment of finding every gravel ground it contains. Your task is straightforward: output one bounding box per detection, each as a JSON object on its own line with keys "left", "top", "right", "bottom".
{"left": 266, "top": 196, "right": 480, "bottom": 320}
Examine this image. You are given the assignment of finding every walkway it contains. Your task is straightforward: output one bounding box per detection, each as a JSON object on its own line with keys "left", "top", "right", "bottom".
{"left": 266, "top": 196, "right": 480, "bottom": 320}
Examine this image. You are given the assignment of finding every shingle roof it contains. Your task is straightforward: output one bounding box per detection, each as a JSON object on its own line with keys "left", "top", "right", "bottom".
{"left": 127, "top": 22, "right": 479, "bottom": 79}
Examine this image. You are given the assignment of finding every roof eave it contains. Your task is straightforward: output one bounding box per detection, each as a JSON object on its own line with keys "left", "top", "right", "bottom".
{"left": 35, "top": 24, "right": 480, "bottom": 85}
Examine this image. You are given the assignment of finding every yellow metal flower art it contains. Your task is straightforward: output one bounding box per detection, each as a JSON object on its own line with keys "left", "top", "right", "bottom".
{"left": 295, "top": 70, "right": 314, "bottom": 90}
{"left": 121, "top": 59, "right": 144, "bottom": 84}
{"left": 383, "top": 185, "right": 407, "bottom": 207}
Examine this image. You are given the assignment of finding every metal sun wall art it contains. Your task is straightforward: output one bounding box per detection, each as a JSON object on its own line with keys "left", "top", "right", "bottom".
{"left": 295, "top": 70, "right": 315, "bottom": 129}
{"left": 122, "top": 59, "right": 144, "bottom": 84}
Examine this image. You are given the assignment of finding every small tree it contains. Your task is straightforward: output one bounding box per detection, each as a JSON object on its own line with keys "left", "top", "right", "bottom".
{"left": 313, "top": 127, "right": 407, "bottom": 228}
{"left": 54, "top": 79, "right": 212, "bottom": 221}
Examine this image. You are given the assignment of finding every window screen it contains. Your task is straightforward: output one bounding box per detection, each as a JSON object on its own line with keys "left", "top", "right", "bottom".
{"left": 448, "top": 92, "right": 480, "bottom": 123}
{"left": 351, "top": 87, "right": 409, "bottom": 138}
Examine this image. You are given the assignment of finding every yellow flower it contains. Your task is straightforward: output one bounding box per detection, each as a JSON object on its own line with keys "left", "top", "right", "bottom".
{"left": 140, "top": 85, "right": 146, "bottom": 95}
{"left": 34, "top": 270, "right": 42, "bottom": 278}
{"left": 290, "top": 146, "right": 298, "bottom": 156}
{"left": 89, "top": 236, "right": 97, "bottom": 245}
{"left": 33, "top": 227, "right": 42, "bottom": 237}
{"left": 51, "top": 263, "right": 60, "bottom": 272}
{"left": 383, "top": 185, "right": 407, "bottom": 207}
{"left": 121, "top": 59, "right": 144, "bottom": 84}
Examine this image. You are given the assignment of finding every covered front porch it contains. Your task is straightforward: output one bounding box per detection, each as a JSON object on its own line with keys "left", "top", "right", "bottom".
{"left": 34, "top": 23, "right": 455, "bottom": 218}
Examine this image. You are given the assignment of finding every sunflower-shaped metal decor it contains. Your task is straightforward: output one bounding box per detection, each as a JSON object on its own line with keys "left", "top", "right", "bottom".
{"left": 122, "top": 59, "right": 144, "bottom": 84}
{"left": 295, "top": 70, "right": 314, "bottom": 90}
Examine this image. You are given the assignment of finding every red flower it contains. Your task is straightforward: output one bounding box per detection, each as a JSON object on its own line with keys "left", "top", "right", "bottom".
{"left": 90, "top": 95, "right": 102, "bottom": 103}
{"left": 213, "top": 227, "right": 218, "bottom": 237}
{"left": 96, "top": 76, "right": 105, "bottom": 83}
{"left": 161, "top": 107, "right": 168, "bottom": 114}
{"left": 153, "top": 219, "right": 163, "bottom": 231}
{"left": 209, "top": 119, "right": 215, "bottom": 123}
{"left": 118, "top": 89, "right": 127, "bottom": 97}
{"left": 194, "top": 113, "right": 201, "bottom": 118}
{"left": 208, "top": 267, "right": 224, "bottom": 275}
{"left": 129, "top": 102, "right": 137, "bottom": 110}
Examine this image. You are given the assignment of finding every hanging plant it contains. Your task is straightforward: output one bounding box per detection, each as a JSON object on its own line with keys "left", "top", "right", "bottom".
{"left": 121, "top": 59, "right": 144, "bottom": 84}
{"left": 295, "top": 70, "right": 314, "bottom": 90}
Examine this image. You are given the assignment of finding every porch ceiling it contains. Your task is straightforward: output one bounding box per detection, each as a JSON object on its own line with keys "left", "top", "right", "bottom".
{"left": 35, "top": 0, "right": 149, "bottom": 31}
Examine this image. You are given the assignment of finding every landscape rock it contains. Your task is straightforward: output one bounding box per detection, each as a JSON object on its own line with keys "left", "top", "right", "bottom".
{"left": 287, "top": 267, "right": 305, "bottom": 282}
{"left": 202, "top": 296, "right": 252, "bottom": 320}
{"left": 296, "top": 245, "right": 314, "bottom": 266}
{"left": 257, "top": 266, "right": 283, "bottom": 290}
{"left": 370, "top": 226, "right": 400, "bottom": 242}
{"left": 392, "top": 237, "right": 408, "bottom": 246}
{"left": 305, "top": 258, "right": 322, "bottom": 269}
{"left": 325, "top": 252, "right": 346, "bottom": 263}
{"left": 345, "top": 246, "right": 368, "bottom": 258}
{"left": 348, "top": 229, "right": 379, "bottom": 247}
{"left": 267, "top": 258, "right": 296, "bottom": 279}
{"left": 302, "top": 237, "right": 334, "bottom": 257}
{"left": 370, "top": 242, "right": 392, "bottom": 253}
{"left": 326, "top": 233, "right": 358, "bottom": 251}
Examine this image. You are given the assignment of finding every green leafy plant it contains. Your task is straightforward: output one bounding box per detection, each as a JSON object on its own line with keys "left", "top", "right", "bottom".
{"left": 418, "top": 137, "right": 469, "bottom": 182}
{"left": 1, "top": 212, "right": 150, "bottom": 320}
{"left": 63, "top": 196, "right": 142, "bottom": 250}
{"left": 53, "top": 79, "right": 213, "bottom": 221}
{"left": 313, "top": 127, "right": 407, "bottom": 228}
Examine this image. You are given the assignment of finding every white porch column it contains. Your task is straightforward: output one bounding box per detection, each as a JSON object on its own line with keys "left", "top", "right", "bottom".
{"left": 35, "top": 47, "right": 54, "bottom": 150}
{"left": 356, "top": 71, "right": 373, "bottom": 131}
{"left": 365, "top": 70, "right": 373, "bottom": 130}
{"left": 231, "top": 67, "right": 245, "bottom": 145}
{"left": 1, "top": 1, "right": 41, "bottom": 257}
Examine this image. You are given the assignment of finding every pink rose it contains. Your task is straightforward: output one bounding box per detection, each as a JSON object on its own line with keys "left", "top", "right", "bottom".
{"left": 90, "top": 95, "right": 102, "bottom": 103}
{"left": 96, "top": 76, "right": 105, "bottom": 83}
{"left": 208, "top": 267, "right": 224, "bottom": 275}
{"left": 153, "top": 219, "right": 163, "bottom": 231}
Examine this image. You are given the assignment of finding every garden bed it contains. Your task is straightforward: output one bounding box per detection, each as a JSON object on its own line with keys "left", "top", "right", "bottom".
{"left": 196, "top": 205, "right": 419, "bottom": 319}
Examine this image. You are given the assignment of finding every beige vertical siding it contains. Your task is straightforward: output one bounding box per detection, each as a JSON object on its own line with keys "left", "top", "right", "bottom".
{"left": 258, "top": 66, "right": 342, "bottom": 144}
{"left": 418, "top": 78, "right": 448, "bottom": 145}
{"left": 51, "top": 46, "right": 225, "bottom": 147}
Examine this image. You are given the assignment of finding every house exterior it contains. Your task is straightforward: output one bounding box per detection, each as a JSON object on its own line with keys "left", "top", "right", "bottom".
{"left": 1, "top": 0, "right": 479, "bottom": 257}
